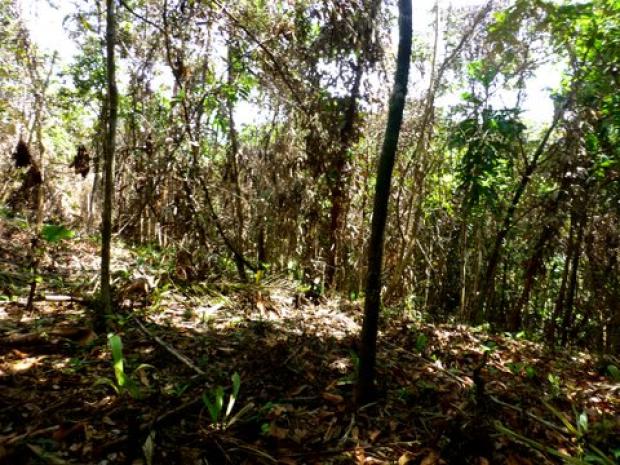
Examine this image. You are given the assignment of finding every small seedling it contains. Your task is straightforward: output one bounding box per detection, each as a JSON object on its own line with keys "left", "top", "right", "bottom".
{"left": 201, "top": 372, "right": 252, "bottom": 430}
{"left": 95, "top": 333, "right": 154, "bottom": 399}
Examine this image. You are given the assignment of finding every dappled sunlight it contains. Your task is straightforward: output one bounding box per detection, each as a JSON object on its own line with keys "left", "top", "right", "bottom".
{"left": 1, "top": 0, "right": 619, "bottom": 463}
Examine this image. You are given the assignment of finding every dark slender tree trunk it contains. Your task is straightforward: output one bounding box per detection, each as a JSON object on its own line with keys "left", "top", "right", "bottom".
{"left": 477, "top": 116, "right": 561, "bottom": 321}
{"left": 510, "top": 175, "right": 570, "bottom": 331}
{"left": 325, "top": 52, "right": 364, "bottom": 289}
{"left": 227, "top": 45, "right": 247, "bottom": 282}
{"left": 100, "top": 0, "right": 118, "bottom": 317}
{"left": 561, "top": 212, "right": 586, "bottom": 346}
{"left": 510, "top": 221, "right": 558, "bottom": 331}
{"left": 356, "top": 0, "right": 412, "bottom": 406}
{"left": 546, "top": 214, "right": 575, "bottom": 346}
{"left": 606, "top": 244, "right": 620, "bottom": 354}
{"left": 325, "top": 0, "right": 380, "bottom": 289}
{"left": 438, "top": 223, "right": 462, "bottom": 319}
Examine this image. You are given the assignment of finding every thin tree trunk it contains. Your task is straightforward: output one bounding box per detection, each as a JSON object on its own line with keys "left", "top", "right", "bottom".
{"left": 356, "top": 0, "right": 412, "bottom": 406}
{"left": 510, "top": 175, "right": 571, "bottom": 330}
{"left": 477, "top": 114, "right": 562, "bottom": 321}
{"left": 100, "top": 0, "right": 118, "bottom": 317}
{"left": 325, "top": 51, "right": 364, "bottom": 288}
{"left": 509, "top": 222, "right": 555, "bottom": 331}
{"left": 325, "top": 0, "right": 380, "bottom": 289}
{"left": 560, "top": 212, "right": 586, "bottom": 346}
{"left": 227, "top": 45, "right": 247, "bottom": 282}
{"left": 546, "top": 214, "right": 575, "bottom": 346}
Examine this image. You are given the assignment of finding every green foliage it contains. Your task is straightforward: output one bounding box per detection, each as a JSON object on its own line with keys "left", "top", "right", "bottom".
{"left": 415, "top": 333, "right": 429, "bottom": 353}
{"left": 41, "top": 224, "right": 75, "bottom": 243}
{"left": 95, "top": 333, "right": 154, "bottom": 399}
{"left": 201, "top": 372, "right": 250, "bottom": 429}
{"left": 547, "top": 373, "right": 562, "bottom": 398}
{"left": 507, "top": 361, "right": 537, "bottom": 379}
{"left": 606, "top": 365, "right": 620, "bottom": 382}
{"left": 450, "top": 108, "right": 525, "bottom": 210}
{"left": 467, "top": 59, "right": 499, "bottom": 88}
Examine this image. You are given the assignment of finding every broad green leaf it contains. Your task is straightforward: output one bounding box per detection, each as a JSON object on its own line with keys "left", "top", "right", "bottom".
{"left": 108, "top": 334, "right": 127, "bottom": 388}
{"left": 226, "top": 372, "right": 241, "bottom": 418}
{"left": 607, "top": 364, "right": 620, "bottom": 381}
{"left": 41, "top": 224, "right": 75, "bottom": 243}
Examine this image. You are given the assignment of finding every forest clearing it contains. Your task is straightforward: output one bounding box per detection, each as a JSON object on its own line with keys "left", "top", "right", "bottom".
{"left": 1, "top": 0, "right": 619, "bottom": 463}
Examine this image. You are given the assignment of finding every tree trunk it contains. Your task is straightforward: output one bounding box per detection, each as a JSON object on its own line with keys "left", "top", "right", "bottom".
{"left": 325, "top": 0, "right": 380, "bottom": 289}
{"left": 477, "top": 115, "right": 561, "bottom": 321}
{"left": 509, "top": 221, "right": 556, "bottom": 331}
{"left": 227, "top": 45, "right": 247, "bottom": 282}
{"left": 546, "top": 214, "right": 575, "bottom": 346}
{"left": 356, "top": 0, "right": 412, "bottom": 406}
{"left": 100, "top": 0, "right": 118, "bottom": 317}
{"left": 325, "top": 52, "right": 364, "bottom": 289}
{"left": 560, "top": 212, "right": 586, "bottom": 346}
{"left": 510, "top": 174, "right": 570, "bottom": 331}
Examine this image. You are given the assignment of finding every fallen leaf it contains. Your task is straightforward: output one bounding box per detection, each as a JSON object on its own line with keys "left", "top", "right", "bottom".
{"left": 288, "top": 384, "right": 308, "bottom": 396}
{"left": 269, "top": 404, "right": 290, "bottom": 418}
{"left": 143, "top": 431, "right": 155, "bottom": 465}
{"left": 506, "top": 455, "right": 533, "bottom": 465}
{"left": 398, "top": 452, "right": 415, "bottom": 465}
{"left": 52, "top": 422, "right": 85, "bottom": 442}
{"left": 291, "top": 428, "right": 308, "bottom": 442}
{"left": 269, "top": 423, "right": 288, "bottom": 439}
{"left": 26, "top": 444, "right": 69, "bottom": 465}
{"left": 420, "top": 450, "right": 440, "bottom": 465}
{"left": 354, "top": 445, "right": 365, "bottom": 464}
{"left": 322, "top": 392, "right": 344, "bottom": 404}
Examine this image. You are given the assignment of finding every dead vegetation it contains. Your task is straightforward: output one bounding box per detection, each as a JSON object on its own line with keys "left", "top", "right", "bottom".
{"left": 0, "top": 229, "right": 618, "bottom": 465}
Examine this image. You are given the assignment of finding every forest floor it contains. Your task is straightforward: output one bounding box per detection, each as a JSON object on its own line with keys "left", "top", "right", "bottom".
{"left": 0, "top": 220, "right": 619, "bottom": 465}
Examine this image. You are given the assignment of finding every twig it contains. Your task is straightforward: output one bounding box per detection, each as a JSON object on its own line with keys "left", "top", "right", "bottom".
{"left": 488, "top": 395, "right": 569, "bottom": 435}
{"left": 141, "top": 397, "right": 202, "bottom": 432}
{"left": 134, "top": 317, "right": 205, "bottom": 376}
{"left": 0, "top": 425, "right": 60, "bottom": 446}
{"left": 382, "top": 340, "right": 470, "bottom": 385}
{"left": 279, "top": 440, "right": 421, "bottom": 459}
{"left": 42, "top": 294, "right": 87, "bottom": 303}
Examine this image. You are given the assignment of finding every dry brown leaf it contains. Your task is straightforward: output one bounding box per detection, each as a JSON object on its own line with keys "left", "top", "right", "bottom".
{"left": 354, "top": 445, "right": 365, "bottom": 464}
{"left": 506, "top": 454, "right": 533, "bottom": 465}
{"left": 52, "top": 422, "right": 85, "bottom": 442}
{"left": 322, "top": 392, "right": 344, "bottom": 404}
{"left": 288, "top": 384, "right": 308, "bottom": 396}
{"left": 269, "top": 404, "right": 290, "bottom": 417}
{"left": 389, "top": 419, "right": 398, "bottom": 431}
{"left": 138, "top": 368, "right": 150, "bottom": 386}
{"left": 368, "top": 429, "right": 381, "bottom": 442}
{"left": 398, "top": 452, "right": 415, "bottom": 465}
{"left": 420, "top": 450, "right": 440, "bottom": 465}
{"left": 291, "top": 428, "right": 308, "bottom": 442}
{"left": 279, "top": 458, "right": 297, "bottom": 465}
{"left": 269, "top": 423, "right": 288, "bottom": 439}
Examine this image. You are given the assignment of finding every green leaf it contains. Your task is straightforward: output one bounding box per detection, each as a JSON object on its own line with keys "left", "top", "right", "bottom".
{"left": 94, "top": 377, "right": 120, "bottom": 394}
{"left": 543, "top": 400, "right": 578, "bottom": 436}
{"left": 525, "top": 366, "right": 536, "bottom": 379}
{"left": 203, "top": 386, "right": 225, "bottom": 424}
{"left": 225, "top": 372, "right": 241, "bottom": 418}
{"left": 108, "top": 333, "right": 127, "bottom": 388}
{"left": 607, "top": 364, "right": 620, "bottom": 382}
{"left": 415, "top": 333, "right": 428, "bottom": 353}
{"left": 577, "top": 411, "right": 588, "bottom": 434}
{"left": 41, "top": 224, "right": 75, "bottom": 243}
